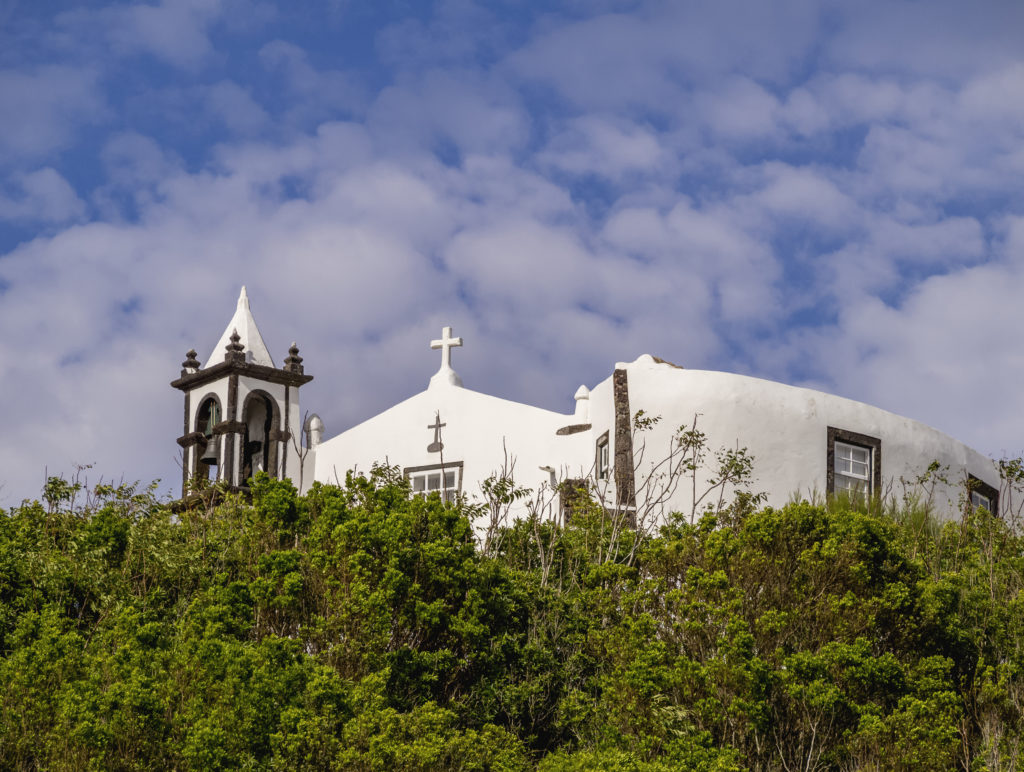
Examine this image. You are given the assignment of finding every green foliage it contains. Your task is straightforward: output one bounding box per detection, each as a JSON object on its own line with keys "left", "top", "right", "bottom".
{"left": 1, "top": 470, "right": 1024, "bottom": 769}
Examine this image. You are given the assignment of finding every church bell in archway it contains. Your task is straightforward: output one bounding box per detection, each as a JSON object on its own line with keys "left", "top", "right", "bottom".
{"left": 199, "top": 438, "right": 219, "bottom": 466}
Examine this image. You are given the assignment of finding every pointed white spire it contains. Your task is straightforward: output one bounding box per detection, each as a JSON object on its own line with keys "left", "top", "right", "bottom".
{"left": 204, "top": 286, "right": 276, "bottom": 368}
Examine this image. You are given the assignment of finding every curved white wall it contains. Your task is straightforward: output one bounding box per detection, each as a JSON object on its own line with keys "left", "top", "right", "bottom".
{"left": 610, "top": 356, "right": 998, "bottom": 520}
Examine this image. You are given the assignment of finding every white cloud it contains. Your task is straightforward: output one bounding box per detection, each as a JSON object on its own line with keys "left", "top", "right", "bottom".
{"left": 0, "top": 66, "right": 104, "bottom": 161}
{"left": 537, "top": 116, "right": 667, "bottom": 179}
{"left": 104, "top": 133, "right": 181, "bottom": 183}
{"left": 507, "top": 12, "right": 682, "bottom": 112}
{"left": 0, "top": 169, "right": 86, "bottom": 223}
{"left": 56, "top": 0, "right": 239, "bottom": 71}
{"left": 376, "top": 0, "right": 508, "bottom": 70}
{"left": 694, "top": 77, "right": 782, "bottom": 141}
{"left": 959, "top": 63, "right": 1024, "bottom": 126}
{"left": 258, "top": 40, "right": 365, "bottom": 123}
{"left": 746, "top": 163, "right": 861, "bottom": 231}
{"left": 603, "top": 198, "right": 779, "bottom": 324}
{"left": 201, "top": 81, "right": 269, "bottom": 134}
{"left": 827, "top": 0, "right": 1024, "bottom": 79}
{"left": 506, "top": 0, "right": 822, "bottom": 112}
{"left": 367, "top": 69, "right": 529, "bottom": 156}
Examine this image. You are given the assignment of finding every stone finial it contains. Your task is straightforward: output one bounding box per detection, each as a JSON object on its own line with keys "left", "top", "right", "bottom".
{"left": 573, "top": 384, "right": 590, "bottom": 421}
{"left": 283, "top": 341, "right": 304, "bottom": 374}
{"left": 225, "top": 328, "right": 245, "bottom": 363}
{"left": 181, "top": 348, "right": 200, "bottom": 376}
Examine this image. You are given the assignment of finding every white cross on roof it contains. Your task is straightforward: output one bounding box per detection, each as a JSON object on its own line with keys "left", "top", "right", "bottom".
{"left": 428, "top": 326, "right": 464, "bottom": 389}
{"left": 431, "top": 326, "right": 463, "bottom": 368}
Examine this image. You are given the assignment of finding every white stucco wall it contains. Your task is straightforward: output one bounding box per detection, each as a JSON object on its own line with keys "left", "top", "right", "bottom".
{"left": 606, "top": 356, "right": 999, "bottom": 520}
{"left": 311, "top": 380, "right": 593, "bottom": 509}
{"left": 307, "top": 353, "right": 999, "bottom": 528}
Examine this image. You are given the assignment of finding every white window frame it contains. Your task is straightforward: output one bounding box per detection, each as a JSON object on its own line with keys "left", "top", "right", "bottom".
{"left": 834, "top": 441, "right": 872, "bottom": 497}
{"left": 405, "top": 462, "right": 463, "bottom": 504}
{"left": 827, "top": 427, "right": 881, "bottom": 499}
{"left": 596, "top": 432, "right": 610, "bottom": 481}
{"left": 970, "top": 489, "right": 993, "bottom": 512}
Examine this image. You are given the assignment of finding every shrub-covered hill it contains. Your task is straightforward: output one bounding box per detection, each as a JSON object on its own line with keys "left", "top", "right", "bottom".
{"left": 1, "top": 470, "right": 1022, "bottom": 771}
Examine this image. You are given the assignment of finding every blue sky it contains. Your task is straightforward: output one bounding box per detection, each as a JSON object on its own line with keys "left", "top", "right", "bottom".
{"left": 2, "top": 0, "right": 1024, "bottom": 502}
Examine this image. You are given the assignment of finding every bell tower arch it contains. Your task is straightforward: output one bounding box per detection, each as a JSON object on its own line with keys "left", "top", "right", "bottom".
{"left": 171, "top": 287, "right": 313, "bottom": 496}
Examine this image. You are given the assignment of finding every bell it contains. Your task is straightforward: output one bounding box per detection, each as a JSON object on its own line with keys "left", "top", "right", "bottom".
{"left": 199, "top": 437, "right": 219, "bottom": 465}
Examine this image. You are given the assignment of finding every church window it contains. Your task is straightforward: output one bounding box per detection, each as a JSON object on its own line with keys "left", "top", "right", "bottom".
{"left": 196, "top": 397, "right": 221, "bottom": 437}
{"left": 968, "top": 475, "right": 998, "bottom": 513}
{"left": 242, "top": 391, "right": 279, "bottom": 483}
{"left": 596, "top": 432, "right": 610, "bottom": 481}
{"left": 835, "top": 442, "right": 871, "bottom": 495}
{"left": 405, "top": 462, "right": 462, "bottom": 503}
{"left": 195, "top": 396, "right": 221, "bottom": 481}
{"left": 827, "top": 427, "right": 881, "bottom": 499}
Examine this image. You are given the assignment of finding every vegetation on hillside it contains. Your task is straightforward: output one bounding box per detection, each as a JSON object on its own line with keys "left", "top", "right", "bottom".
{"left": 1, "top": 467, "right": 1023, "bottom": 771}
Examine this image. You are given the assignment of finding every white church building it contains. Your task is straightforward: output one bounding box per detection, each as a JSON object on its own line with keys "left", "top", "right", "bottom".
{"left": 172, "top": 288, "right": 1002, "bottom": 524}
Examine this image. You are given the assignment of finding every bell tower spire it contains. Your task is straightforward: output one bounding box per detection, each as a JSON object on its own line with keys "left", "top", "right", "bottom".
{"left": 203, "top": 285, "right": 275, "bottom": 368}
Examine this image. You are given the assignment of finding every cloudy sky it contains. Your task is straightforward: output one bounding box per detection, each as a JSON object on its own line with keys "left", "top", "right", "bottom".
{"left": 2, "top": 0, "right": 1023, "bottom": 503}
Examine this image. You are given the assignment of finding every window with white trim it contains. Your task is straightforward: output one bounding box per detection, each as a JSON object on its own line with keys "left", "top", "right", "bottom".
{"left": 834, "top": 441, "right": 872, "bottom": 497}
{"left": 596, "top": 432, "right": 610, "bottom": 481}
{"left": 968, "top": 475, "right": 998, "bottom": 514}
{"left": 971, "top": 489, "right": 993, "bottom": 512}
{"left": 827, "top": 427, "right": 881, "bottom": 499}
{"left": 405, "top": 462, "right": 462, "bottom": 504}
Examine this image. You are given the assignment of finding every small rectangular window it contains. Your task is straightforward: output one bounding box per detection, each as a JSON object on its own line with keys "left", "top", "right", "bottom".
{"left": 405, "top": 462, "right": 463, "bottom": 503}
{"left": 835, "top": 441, "right": 871, "bottom": 494}
{"left": 971, "top": 490, "right": 993, "bottom": 511}
{"left": 827, "top": 427, "right": 881, "bottom": 498}
{"left": 596, "top": 432, "right": 610, "bottom": 481}
{"left": 968, "top": 475, "right": 998, "bottom": 514}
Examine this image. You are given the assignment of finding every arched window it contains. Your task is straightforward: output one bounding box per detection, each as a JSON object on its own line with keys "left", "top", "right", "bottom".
{"left": 242, "top": 391, "right": 279, "bottom": 484}
{"left": 195, "top": 396, "right": 221, "bottom": 481}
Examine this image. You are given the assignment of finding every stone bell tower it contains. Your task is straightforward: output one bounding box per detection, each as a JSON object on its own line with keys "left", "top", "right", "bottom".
{"left": 171, "top": 286, "right": 313, "bottom": 496}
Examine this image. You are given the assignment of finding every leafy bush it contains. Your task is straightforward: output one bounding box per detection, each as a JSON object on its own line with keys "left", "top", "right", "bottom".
{"left": 0, "top": 471, "right": 1022, "bottom": 769}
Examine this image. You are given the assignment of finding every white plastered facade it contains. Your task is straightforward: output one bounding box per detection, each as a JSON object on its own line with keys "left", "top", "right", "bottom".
{"left": 307, "top": 343, "right": 1001, "bottom": 526}
{"left": 176, "top": 292, "right": 1000, "bottom": 522}
{"left": 311, "top": 380, "right": 594, "bottom": 497}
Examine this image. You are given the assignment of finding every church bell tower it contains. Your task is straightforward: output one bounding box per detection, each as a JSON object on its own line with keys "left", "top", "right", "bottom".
{"left": 171, "top": 287, "right": 313, "bottom": 496}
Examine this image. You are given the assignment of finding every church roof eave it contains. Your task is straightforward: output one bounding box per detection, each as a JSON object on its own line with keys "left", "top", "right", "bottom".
{"left": 171, "top": 360, "right": 313, "bottom": 391}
